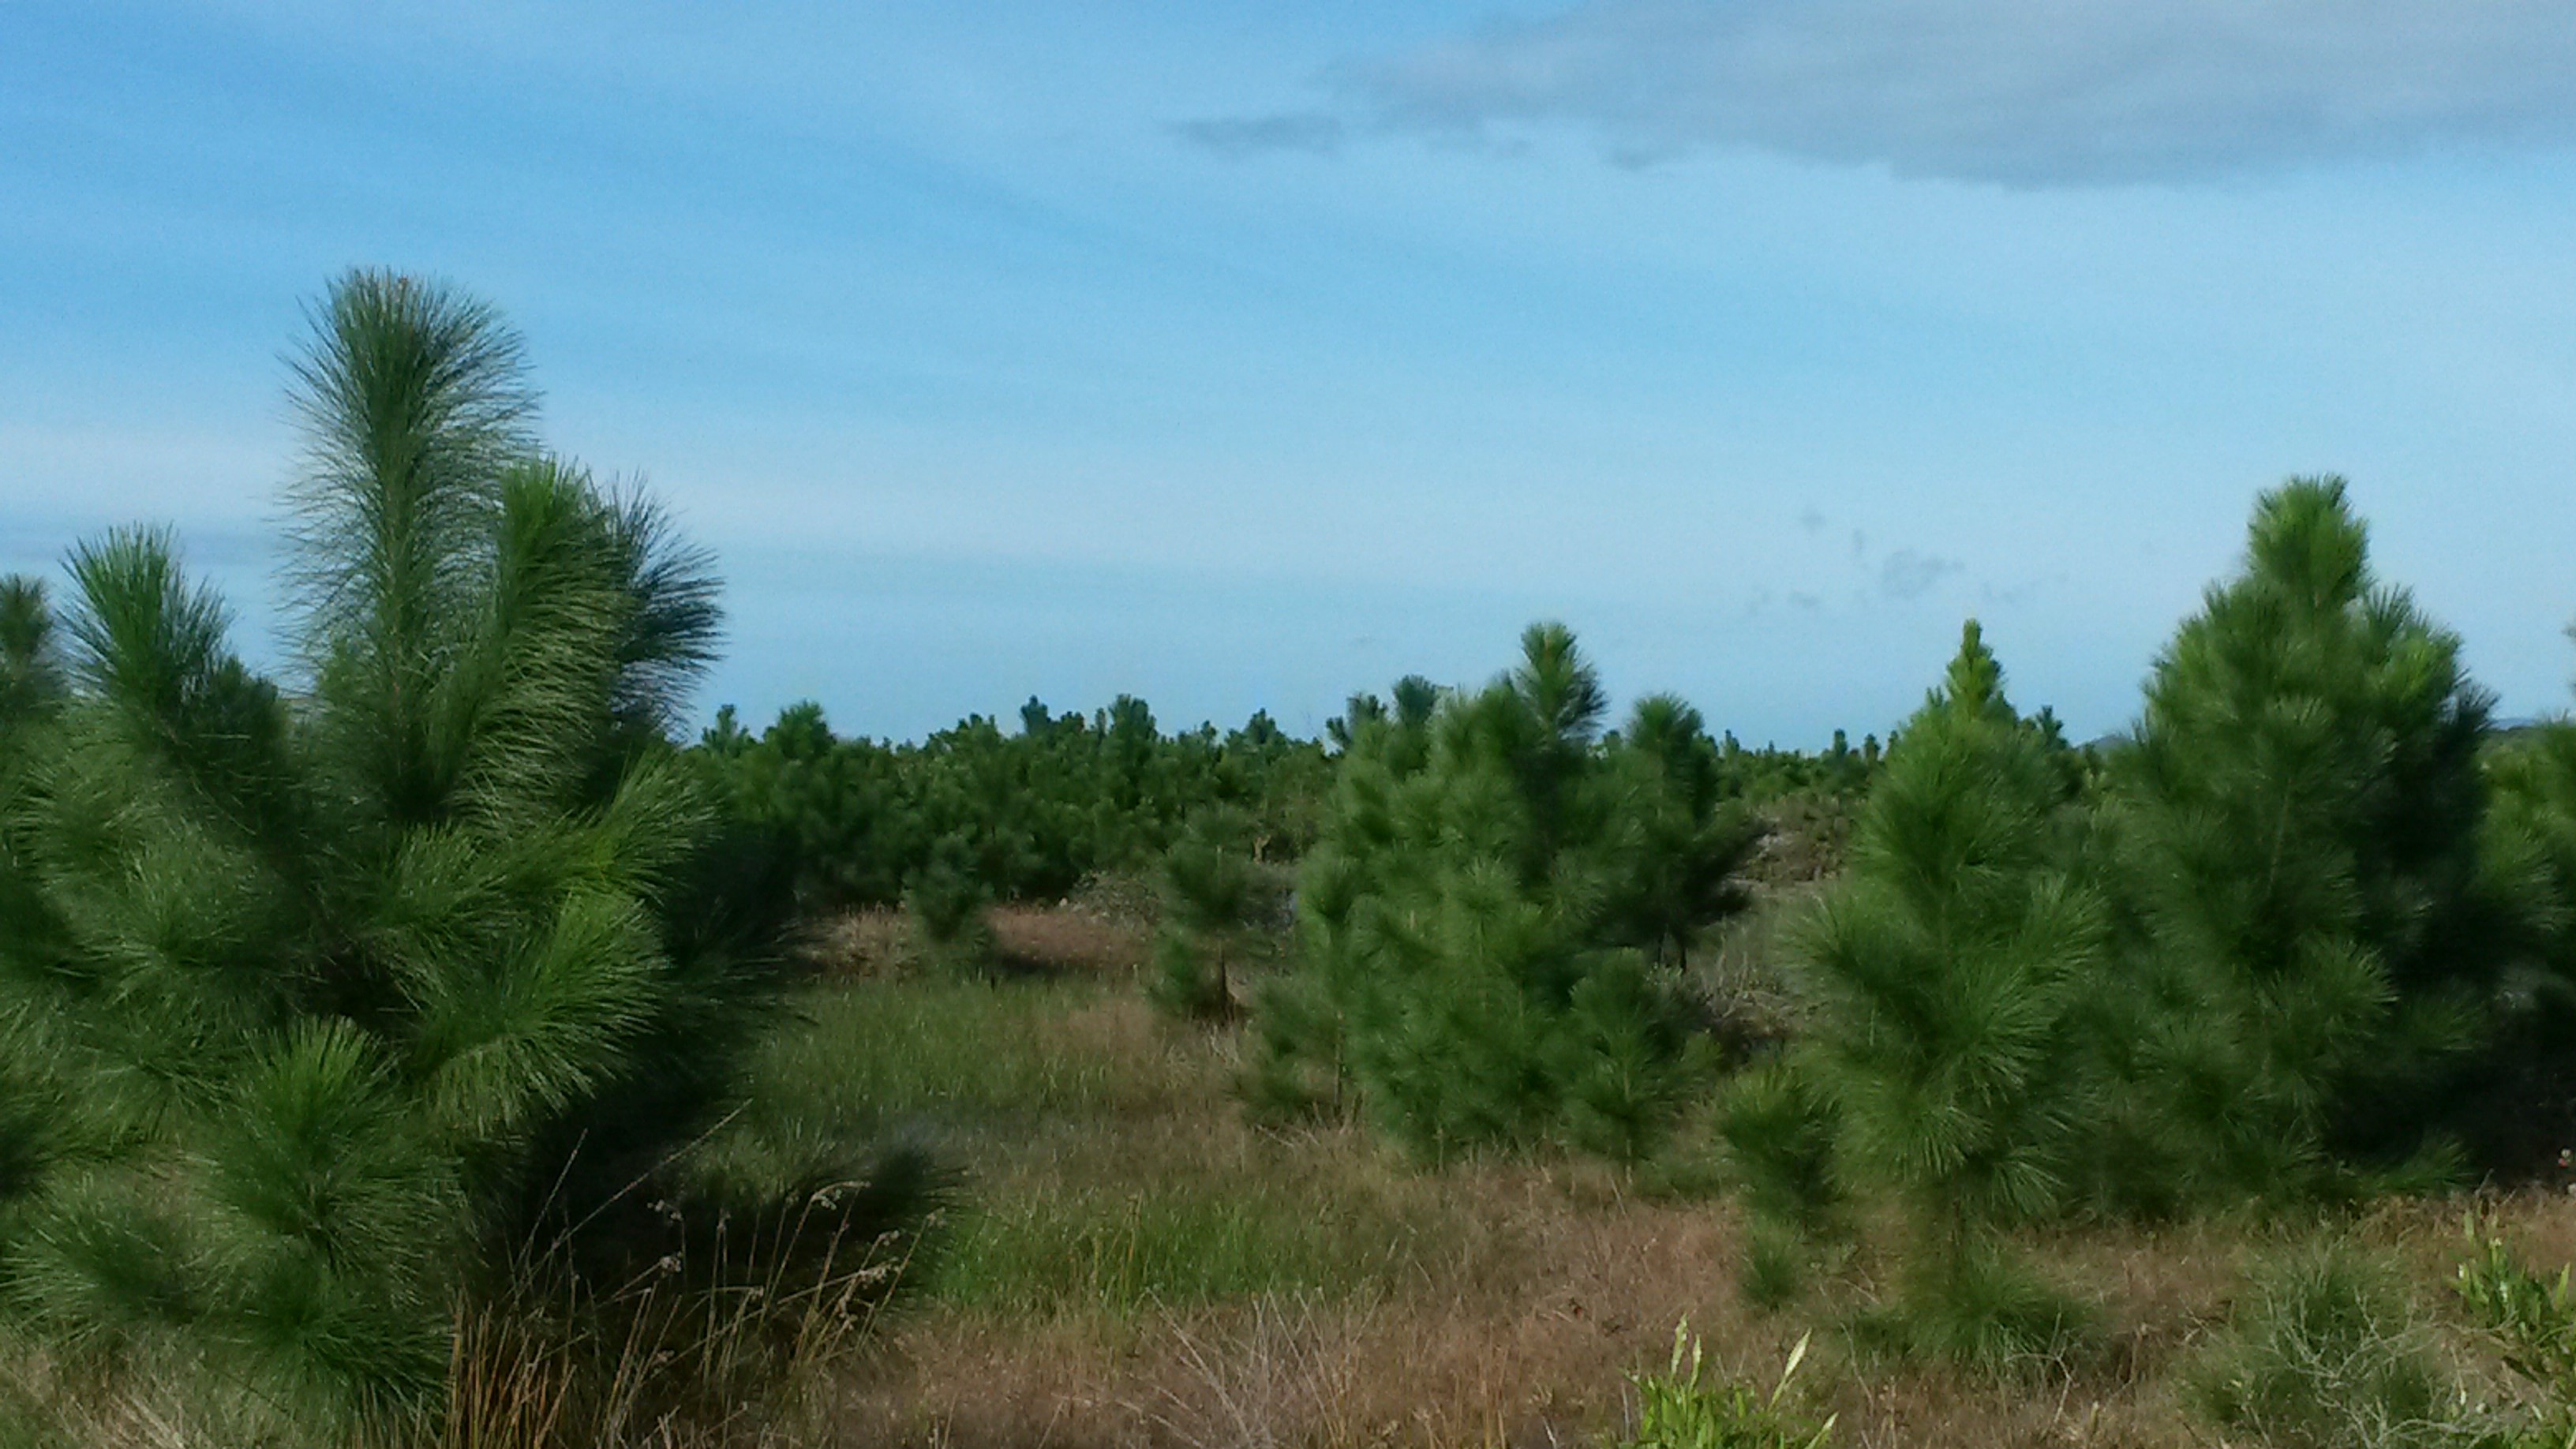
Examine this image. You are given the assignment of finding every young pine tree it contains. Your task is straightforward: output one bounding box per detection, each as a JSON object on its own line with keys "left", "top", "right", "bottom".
{"left": 2477, "top": 715, "right": 2576, "bottom": 1160}
{"left": 1149, "top": 805, "right": 1268, "bottom": 1022}
{"left": 2106, "top": 477, "right": 2507, "bottom": 1202}
{"left": 1601, "top": 695, "right": 1762, "bottom": 973}
{"left": 1733, "top": 621, "right": 2102, "bottom": 1360}
{"left": 905, "top": 832, "right": 998, "bottom": 973}
{"left": 1255, "top": 626, "right": 1716, "bottom": 1163}
{"left": 0, "top": 272, "right": 928, "bottom": 1440}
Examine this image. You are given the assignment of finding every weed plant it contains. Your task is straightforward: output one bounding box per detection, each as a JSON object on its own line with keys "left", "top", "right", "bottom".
{"left": 1617, "top": 1322, "right": 1834, "bottom": 1449}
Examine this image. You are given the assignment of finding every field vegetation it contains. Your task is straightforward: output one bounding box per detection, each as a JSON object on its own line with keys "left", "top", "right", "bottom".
{"left": 8, "top": 273, "right": 2576, "bottom": 1447}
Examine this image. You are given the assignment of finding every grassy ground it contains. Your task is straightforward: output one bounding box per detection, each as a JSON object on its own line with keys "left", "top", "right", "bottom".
{"left": 748, "top": 897, "right": 2576, "bottom": 1449}
{"left": 14, "top": 887, "right": 2570, "bottom": 1447}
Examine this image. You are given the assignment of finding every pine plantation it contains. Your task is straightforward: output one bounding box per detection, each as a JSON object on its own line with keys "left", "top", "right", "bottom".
{"left": 18, "top": 276, "right": 2576, "bottom": 1443}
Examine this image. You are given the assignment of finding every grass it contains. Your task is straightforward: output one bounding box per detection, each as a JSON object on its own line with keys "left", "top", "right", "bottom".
{"left": 747, "top": 974, "right": 1196, "bottom": 1129}
{"left": 2186, "top": 1243, "right": 2497, "bottom": 1449}
{"left": 739, "top": 937, "right": 1438, "bottom": 1320}
{"left": 17, "top": 899, "right": 2576, "bottom": 1446}
{"left": 930, "top": 1178, "right": 1416, "bottom": 1316}
{"left": 781, "top": 905, "right": 2576, "bottom": 1449}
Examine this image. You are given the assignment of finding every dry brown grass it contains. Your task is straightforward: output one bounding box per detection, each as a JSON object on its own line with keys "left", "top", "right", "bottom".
{"left": 796, "top": 902, "right": 2576, "bottom": 1449}
{"left": 800, "top": 901, "right": 1149, "bottom": 983}
{"left": 19, "top": 898, "right": 2576, "bottom": 1449}
{"left": 837, "top": 1198, "right": 2275, "bottom": 1449}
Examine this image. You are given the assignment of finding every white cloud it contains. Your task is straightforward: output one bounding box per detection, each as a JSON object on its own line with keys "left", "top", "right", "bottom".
{"left": 1260, "top": 0, "right": 2576, "bottom": 184}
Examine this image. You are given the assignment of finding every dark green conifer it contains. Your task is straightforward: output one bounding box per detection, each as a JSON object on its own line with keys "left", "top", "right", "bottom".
{"left": 0, "top": 272, "right": 928, "bottom": 1438}
{"left": 1731, "top": 620, "right": 2102, "bottom": 1358}
{"left": 1149, "top": 806, "right": 1268, "bottom": 1021}
{"left": 1254, "top": 626, "right": 1724, "bottom": 1162}
{"left": 2106, "top": 477, "right": 2505, "bottom": 1200}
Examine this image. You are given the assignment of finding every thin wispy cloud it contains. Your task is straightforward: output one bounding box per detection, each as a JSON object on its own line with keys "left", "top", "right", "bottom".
{"left": 1880, "top": 549, "right": 1964, "bottom": 600}
{"left": 1170, "top": 112, "right": 1346, "bottom": 159}
{"left": 1185, "top": 0, "right": 2576, "bottom": 185}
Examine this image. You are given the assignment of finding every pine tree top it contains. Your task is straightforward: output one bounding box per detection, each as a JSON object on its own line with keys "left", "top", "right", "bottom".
{"left": 1938, "top": 618, "right": 2016, "bottom": 727}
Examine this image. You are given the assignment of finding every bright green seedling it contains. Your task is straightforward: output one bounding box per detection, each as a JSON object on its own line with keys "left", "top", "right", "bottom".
{"left": 1619, "top": 1321, "right": 1835, "bottom": 1449}
{"left": 2456, "top": 1215, "right": 2576, "bottom": 1443}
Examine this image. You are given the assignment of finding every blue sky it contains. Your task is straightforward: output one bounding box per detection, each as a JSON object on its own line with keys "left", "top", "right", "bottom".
{"left": 5, "top": 2, "right": 2574, "bottom": 744}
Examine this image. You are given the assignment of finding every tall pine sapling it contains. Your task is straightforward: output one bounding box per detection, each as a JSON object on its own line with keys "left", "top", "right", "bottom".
{"left": 1747, "top": 620, "right": 2102, "bottom": 1360}
{"left": 1254, "top": 626, "right": 1724, "bottom": 1163}
{"left": 905, "top": 832, "right": 998, "bottom": 974}
{"left": 2107, "top": 476, "right": 2506, "bottom": 1203}
{"left": 0, "top": 272, "right": 933, "bottom": 1440}
{"left": 1150, "top": 806, "right": 1268, "bottom": 1022}
{"left": 1604, "top": 695, "right": 1762, "bottom": 973}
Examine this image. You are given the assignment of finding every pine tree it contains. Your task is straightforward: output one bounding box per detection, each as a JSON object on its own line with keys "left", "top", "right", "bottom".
{"left": 1253, "top": 626, "right": 1720, "bottom": 1162}
{"left": 1601, "top": 695, "right": 1762, "bottom": 972}
{"left": 905, "top": 832, "right": 998, "bottom": 973}
{"left": 2106, "top": 477, "right": 2504, "bottom": 1201}
{"left": 0, "top": 578, "right": 62, "bottom": 728}
{"left": 1149, "top": 806, "right": 1268, "bottom": 1021}
{"left": 0, "top": 272, "right": 928, "bottom": 1438}
{"left": 1732, "top": 620, "right": 2102, "bottom": 1358}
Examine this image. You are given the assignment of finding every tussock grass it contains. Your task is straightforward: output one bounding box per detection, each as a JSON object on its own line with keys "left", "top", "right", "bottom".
{"left": 736, "top": 972, "right": 1430, "bottom": 1320}
{"left": 2187, "top": 1243, "right": 2497, "bottom": 1449}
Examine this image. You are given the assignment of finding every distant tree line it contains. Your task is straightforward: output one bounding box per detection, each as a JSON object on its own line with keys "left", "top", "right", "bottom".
{"left": 685, "top": 681, "right": 1897, "bottom": 919}
{"left": 687, "top": 695, "right": 1335, "bottom": 910}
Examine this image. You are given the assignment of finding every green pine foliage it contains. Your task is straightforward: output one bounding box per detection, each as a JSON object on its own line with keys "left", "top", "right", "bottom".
{"left": 1255, "top": 624, "right": 1745, "bottom": 1162}
{"left": 1733, "top": 620, "right": 2101, "bottom": 1360}
{"left": 0, "top": 271, "right": 930, "bottom": 1440}
{"left": 2475, "top": 717, "right": 2576, "bottom": 1163}
{"left": 2103, "top": 476, "right": 2513, "bottom": 1203}
{"left": 1148, "top": 805, "right": 1277, "bottom": 1022}
{"left": 1604, "top": 695, "right": 1764, "bottom": 972}
{"left": 698, "top": 695, "right": 1332, "bottom": 911}
{"left": 0, "top": 577, "right": 63, "bottom": 728}
{"left": 905, "top": 834, "right": 999, "bottom": 974}
{"left": 1717, "top": 481, "right": 2567, "bottom": 1366}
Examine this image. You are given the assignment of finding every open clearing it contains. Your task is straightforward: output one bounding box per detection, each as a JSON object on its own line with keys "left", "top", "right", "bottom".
{"left": 764, "top": 903, "right": 2576, "bottom": 1449}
